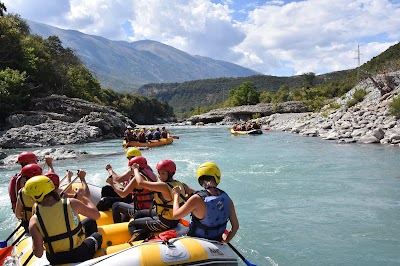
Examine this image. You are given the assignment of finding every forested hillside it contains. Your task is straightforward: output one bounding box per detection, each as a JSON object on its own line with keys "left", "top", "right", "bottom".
{"left": 0, "top": 13, "right": 174, "bottom": 126}
{"left": 137, "top": 42, "right": 400, "bottom": 118}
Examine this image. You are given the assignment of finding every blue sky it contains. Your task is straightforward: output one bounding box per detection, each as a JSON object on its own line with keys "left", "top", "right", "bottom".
{"left": 3, "top": 0, "right": 400, "bottom": 77}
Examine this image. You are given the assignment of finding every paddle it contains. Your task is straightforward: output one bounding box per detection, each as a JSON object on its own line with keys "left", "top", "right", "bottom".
{"left": 0, "top": 246, "right": 12, "bottom": 265}
{"left": 4, "top": 223, "right": 23, "bottom": 242}
{"left": 60, "top": 174, "right": 80, "bottom": 197}
{"left": 58, "top": 170, "right": 71, "bottom": 186}
{"left": 227, "top": 127, "right": 232, "bottom": 131}
{"left": 172, "top": 136, "right": 180, "bottom": 139}
{"left": 0, "top": 225, "right": 28, "bottom": 264}
{"left": 227, "top": 242, "right": 257, "bottom": 266}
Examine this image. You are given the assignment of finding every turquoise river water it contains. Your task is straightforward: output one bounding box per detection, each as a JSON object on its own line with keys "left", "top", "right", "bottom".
{"left": 1, "top": 125, "right": 400, "bottom": 265}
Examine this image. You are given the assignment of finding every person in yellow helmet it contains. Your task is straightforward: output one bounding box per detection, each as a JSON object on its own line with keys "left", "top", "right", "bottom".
{"left": 26, "top": 175, "right": 102, "bottom": 265}
{"left": 171, "top": 162, "right": 239, "bottom": 242}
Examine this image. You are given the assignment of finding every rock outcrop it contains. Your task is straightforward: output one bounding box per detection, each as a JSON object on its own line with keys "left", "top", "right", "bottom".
{"left": 0, "top": 147, "right": 88, "bottom": 165}
{"left": 187, "top": 101, "right": 308, "bottom": 124}
{"left": 0, "top": 95, "right": 135, "bottom": 148}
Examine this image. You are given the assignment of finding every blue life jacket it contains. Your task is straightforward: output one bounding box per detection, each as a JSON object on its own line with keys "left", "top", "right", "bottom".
{"left": 188, "top": 189, "right": 231, "bottom": 240}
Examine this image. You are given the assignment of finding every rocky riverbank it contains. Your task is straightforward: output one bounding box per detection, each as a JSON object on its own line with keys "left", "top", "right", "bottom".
{"left": 190, "top": 71, "right": 400, "bottom": 146}
{"left": 0, "top": 95, "right": 135, "bottom": 148}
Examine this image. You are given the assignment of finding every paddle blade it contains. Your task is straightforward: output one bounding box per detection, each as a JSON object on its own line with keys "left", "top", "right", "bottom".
{"left": 0, "top": 246, "right": 13, "bottom": 265}
{"left": 172, "top": 136, "right": 180, "bottom": 139}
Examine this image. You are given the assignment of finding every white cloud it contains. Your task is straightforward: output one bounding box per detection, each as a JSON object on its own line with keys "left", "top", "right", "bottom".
{"left": 3, "top": 0, "right": 400, "bottom": 76}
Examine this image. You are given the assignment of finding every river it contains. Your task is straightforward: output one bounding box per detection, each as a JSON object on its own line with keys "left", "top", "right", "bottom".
{"left": 1, "top": 125, "right": 400, "bottom": 265}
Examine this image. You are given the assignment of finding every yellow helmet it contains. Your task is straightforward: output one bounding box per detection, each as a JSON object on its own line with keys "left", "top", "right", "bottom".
{"left": 24, "top": 175, "right": 55, "bottom": 202}
{"left": 125, "top": 147, "right": 142, "bottom": 158}
{"left": 196, "top": 162, "right": 221, "bottom": 185}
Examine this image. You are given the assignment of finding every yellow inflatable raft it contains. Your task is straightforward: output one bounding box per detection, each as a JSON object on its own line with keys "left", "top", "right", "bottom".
{"left": 6, "top": 183, "right": 238, "bottom": 266}
{"left": 122, "top": 137, "right": 174, "bottom": 149}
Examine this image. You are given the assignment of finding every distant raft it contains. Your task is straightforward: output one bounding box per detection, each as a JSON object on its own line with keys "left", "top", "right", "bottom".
{"left": 230, "top": 128, "right": 263, "bottom": 135}
{"left": 122, "top": 137, "right": 174, "bottom": 149}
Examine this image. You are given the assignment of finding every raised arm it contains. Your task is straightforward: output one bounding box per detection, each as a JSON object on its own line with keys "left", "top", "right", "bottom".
{"left": 172, "top": 187, "right": 204, "bottom": 220}
{"left": 106, "top": 174, "right": 137, "bottom": 198}
{"left": 70, "top": 194, "right": 100, "bottom": 221}
{"left": 105, "top": 164, "right": 132, "bottom": 183}
{"left": 133, "top": 165, "right": 170, "bottom": 198}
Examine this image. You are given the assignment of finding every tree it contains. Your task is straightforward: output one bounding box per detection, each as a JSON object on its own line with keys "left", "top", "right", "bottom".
{"left": 0, "top": 2, "right": 6, "bottom": 16}
{"left": 228, "top": 81, "right": 260, "bottom": 106}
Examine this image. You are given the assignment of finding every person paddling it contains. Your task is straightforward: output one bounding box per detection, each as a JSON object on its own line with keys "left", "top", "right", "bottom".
{"left": 26, "top": 175, "right": 102, "bottom": 265}
{"left": 127, "top": 159, "right": 194, "bottom": 240}
{"left": 14, "top": 164, "right": 43, "bottom": 230}
{"left": 171, "top": 161, "right": 239, "bottom": 243}
{"left": 106, "top": 156, "right": 157, "bottom": 223}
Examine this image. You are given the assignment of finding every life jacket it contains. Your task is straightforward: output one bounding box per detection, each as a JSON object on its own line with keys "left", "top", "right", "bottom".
{"left": 153, "top": 131, "right": 161, "bottom": 140}
{"left": 19, "top": 189, "right": 35, "bottom": 222}
{"left": 161, "top": 131, "right": 168, "bottom": 138}
{"left": 137, "top": 132, "right": 146, "bottom": 142}
{"left": 188, "top": 189, "right": 231, "bottom": 241}
{"left": 33, "top": 198, "right": 85, "bottom": 254}
{"left": 8, "top": 173, "right": 22, "bottom": 213}
{"left": 153, "top": 180, "right": 186, "bottom": 221}
{"left": 133, "top": 167, "right": 157, "bottom": 211}
{"left": 146, "top": 131, "right": 153, "bottom": 141}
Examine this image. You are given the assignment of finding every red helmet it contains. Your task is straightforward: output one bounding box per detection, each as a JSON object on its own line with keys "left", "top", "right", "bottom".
{"left": 128, "top": 156, "right": 148, "bottom": 169}
{"left": 17, "top": 152, "right": 37, "bottom": 165}
{"left": 20, "top": 164, "right": 43, "bottom": 179}
{"left": 45, "top": 172, "right": 60, "bottom": 187}
{"left": 156, "top": 159, "right": 176, "bottom": 174}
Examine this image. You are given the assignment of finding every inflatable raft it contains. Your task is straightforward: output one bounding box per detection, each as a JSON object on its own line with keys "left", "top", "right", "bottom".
{"left": 122, "top": 137, "right": 174, "bottom": 149}
{"left": 5, "top": 183, "right": 238, "bottom": 266}
{"left": 230, "top": 128, "right": 263, "bottom": 135}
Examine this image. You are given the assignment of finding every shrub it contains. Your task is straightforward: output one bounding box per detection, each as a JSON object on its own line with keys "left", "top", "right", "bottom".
{"left": 346, "top": 89, "right": 367, "bottom": 108}
{"left": 388, "top": 95, "right": 400, "bottom": 118}
{"left": 329, "top": 102, "right": 341, "bottom": 109}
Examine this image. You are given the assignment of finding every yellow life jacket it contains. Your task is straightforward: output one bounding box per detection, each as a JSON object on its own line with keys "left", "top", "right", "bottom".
{"left": 19, "top": 189, "right": 35, "bottom": 222}
{"left": 154, "top": 180, "right": 186, "bottom": 221}
{"left": 32, "top": 197, "right": 85, "bottom": 254}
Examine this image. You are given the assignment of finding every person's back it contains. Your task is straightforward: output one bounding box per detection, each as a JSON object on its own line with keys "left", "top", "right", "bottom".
{"left": 146, "top": 129, "right": 154, "bottom": 141}
{"left": 161, "top": 127, "right": 168, "bottom": 138}
{"left": 188, "top": 189, "right": 231, "bottom": 240}
{"left": 8, "top": 152, "right": 38, "bottom": 212}
{"left": 15, "top": 164, "right": 43, "bottom": 229}
{"left": 137, "top": 129, "right": 147, "bottom": 143}
{"left": 171, "top": 161, "right": 239, "bottom": 243}
{"left": 153, "top": 128, "right": 161, "bottom": 140}
{"left": 26, "top": 176, "right": 102, "bottom": 265}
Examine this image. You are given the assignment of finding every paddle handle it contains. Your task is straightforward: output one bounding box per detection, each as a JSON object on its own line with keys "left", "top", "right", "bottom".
{"left": 60, "top": 175, "right": 80, "bottom": 197}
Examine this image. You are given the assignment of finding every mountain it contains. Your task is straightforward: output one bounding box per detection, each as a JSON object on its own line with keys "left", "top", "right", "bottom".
{"left": 27, "top": 20, "right": 259, "bottom": 93}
